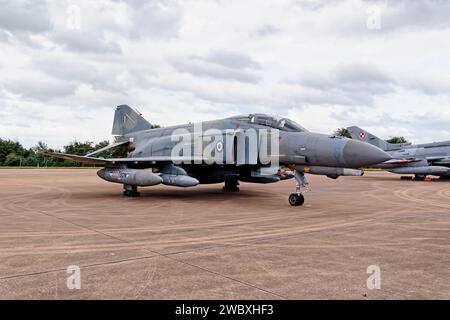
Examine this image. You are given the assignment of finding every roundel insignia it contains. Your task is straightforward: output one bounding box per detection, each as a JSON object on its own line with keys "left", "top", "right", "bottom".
{"left": 359, "top": 132, "right": 366, "bottom": 140}
{"left": 216, "top": 141, "right": 223, "bottom": 152}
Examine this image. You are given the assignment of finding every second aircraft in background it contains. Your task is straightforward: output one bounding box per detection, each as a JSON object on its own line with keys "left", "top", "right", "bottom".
{"left": 347, "top": 126, "right": 450, "bottom": 180}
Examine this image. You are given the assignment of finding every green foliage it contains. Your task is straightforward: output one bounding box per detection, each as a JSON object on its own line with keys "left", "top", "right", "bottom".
{"left": 93, "top": 140, "right": 112, "bottom": 159}
{"left": 91, "top": 140, "right": 126, "bottom": 159}
{"left": 386, "top": 136, "right": 408, "bottom": 144}
{"left": 4, "top": 153, "right": 24, "bottom": 166}
{"left": 111, "top": 144, "right": 128, "bottom": 158}
{"left": 64, "top": 141, "right": 95, "bottom": 155}
{"left": 61, "top": 141, "right": 95, "bottom": 166}
{"left": 34, "top": 141, "right": 49, "bottom": 153}
{"left": 0, "top": 137, "right": 132, "bottom": 167}
{"left": 0, "top": 138, "right": 25, "bottom": 165}
{"left": 78, "top": 140, "right": 127, "bottom": 159}
{"left": 334, "top": 128, "right": 352, "bottom": 138}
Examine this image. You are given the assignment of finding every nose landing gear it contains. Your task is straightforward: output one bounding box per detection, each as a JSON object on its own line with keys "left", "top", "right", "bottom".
{"left": 289, "top": 171, "right": 309, "bottom": 207}
{"left": 289, "top": 193, "right": 304, "bottom": 206}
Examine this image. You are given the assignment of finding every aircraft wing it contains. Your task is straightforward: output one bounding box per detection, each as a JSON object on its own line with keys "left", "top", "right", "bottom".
{"left": 41, "top": 151, "right": 206, "bottom": 165}
{"left": 107, "top": 156, "right": 207, "bottom": 164}
{"left": 41, "top": 152, "right": 109, "bottom": 164}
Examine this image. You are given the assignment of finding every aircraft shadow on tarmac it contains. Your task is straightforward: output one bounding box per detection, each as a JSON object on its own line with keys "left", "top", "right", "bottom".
{"left": 70, "top": 188, "right": 267, "bottom": 201}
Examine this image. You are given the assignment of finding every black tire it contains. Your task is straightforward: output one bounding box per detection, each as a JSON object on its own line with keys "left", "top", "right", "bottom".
{"left": 223, "top": 179, "right": 240, "bottom": 192}
{"left": 123, "top": 190, "right": 141, "bottom": 197}
{"left": 289, "top": 193, "right": 304, "bottom": 206}
{"left": 297, "top": 193, "right": 305, "bottom": 206}
{"left": 414, "top": 175, "right": 426, "bottom": 181}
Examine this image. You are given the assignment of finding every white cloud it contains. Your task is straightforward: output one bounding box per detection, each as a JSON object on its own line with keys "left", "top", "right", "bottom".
{"left": 0, "top": 0, "right": 52, "bottom": 33}
{"left": 167, "top": 52, "right": 262, "bottom": 83}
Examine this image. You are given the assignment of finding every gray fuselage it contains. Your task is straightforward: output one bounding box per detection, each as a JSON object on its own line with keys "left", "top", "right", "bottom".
{"left": 121, "top": 115, "right": 390, "bottom": 183}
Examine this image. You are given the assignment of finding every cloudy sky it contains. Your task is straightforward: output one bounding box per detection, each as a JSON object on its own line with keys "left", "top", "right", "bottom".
{"left": 1, "top": 0, "right": 450, "bottom": 148}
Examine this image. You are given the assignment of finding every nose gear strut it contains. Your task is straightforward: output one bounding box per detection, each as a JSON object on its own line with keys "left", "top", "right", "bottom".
{"left": 289, "top": 170, "right": 309, "bottom": 206}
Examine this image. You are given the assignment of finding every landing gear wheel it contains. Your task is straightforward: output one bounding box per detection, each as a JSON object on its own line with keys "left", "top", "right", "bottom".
{"left": 414, "top": 175, "right": 426, "bottom": 181}
{"left": 223, "top": 179, "right": 240, "bottom": 192}
{"left": 123, "top": 185, "right": 141, "bottom": 197}
{"left": 123, "top": 190, "right": 141, "bottom": 197}
{"left": 289, "top": 193, "right": 304, "bottom": 206}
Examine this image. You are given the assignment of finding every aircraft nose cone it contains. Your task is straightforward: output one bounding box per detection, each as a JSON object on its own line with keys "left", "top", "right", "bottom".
{"left": 343, "top": 139, "right": 391, "bottom": 168}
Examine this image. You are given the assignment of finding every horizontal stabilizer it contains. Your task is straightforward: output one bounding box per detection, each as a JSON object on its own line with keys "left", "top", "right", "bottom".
{"left": 86, "top": 140, "right": 130, "bottom": 157}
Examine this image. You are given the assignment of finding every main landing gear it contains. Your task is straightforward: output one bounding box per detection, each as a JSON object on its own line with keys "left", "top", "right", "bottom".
{"left": 223, "top": 179, "right": 240, "bottom": 192}
{"left": 123, "top": 184, "right": 141, "bottom": 197}
{"left": 289, "top": 171, "right": 309, "bottom": 207}
{"left": 414, "top": 175, "right": 426, "bottom": 181}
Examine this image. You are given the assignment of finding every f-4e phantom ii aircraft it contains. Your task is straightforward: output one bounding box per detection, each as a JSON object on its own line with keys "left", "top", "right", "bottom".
{"left": 43, "top": 105, "right": 390, "bottom": 206}
{"left": 347, "top": 126, "right": 450, "bottom": 181}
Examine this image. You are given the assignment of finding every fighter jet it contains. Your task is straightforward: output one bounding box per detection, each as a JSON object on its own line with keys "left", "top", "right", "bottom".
{"left": 42, "top": 105, "right": 390, "bottom": 206}
{"left": 347, "top": 126, "right": 450, "bottom": 180}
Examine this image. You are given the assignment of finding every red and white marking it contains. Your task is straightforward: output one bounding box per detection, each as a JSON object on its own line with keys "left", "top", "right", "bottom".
{"left": 359, "top": 132, "right": 366, "bottom": 140}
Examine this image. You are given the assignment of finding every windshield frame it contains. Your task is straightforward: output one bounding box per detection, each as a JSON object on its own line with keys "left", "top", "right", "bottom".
{"left": 249, "top": 114, "right": 307, "bottom": 132}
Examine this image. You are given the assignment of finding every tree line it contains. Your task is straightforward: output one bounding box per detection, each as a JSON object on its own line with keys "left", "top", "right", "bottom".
{"left": 0, "top": 139, "right": 126, "bottom": 167}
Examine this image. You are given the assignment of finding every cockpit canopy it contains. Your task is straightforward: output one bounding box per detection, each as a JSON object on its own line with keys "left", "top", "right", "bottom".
{"left": 247, "top": 114, "right": 308, "bottom": 132}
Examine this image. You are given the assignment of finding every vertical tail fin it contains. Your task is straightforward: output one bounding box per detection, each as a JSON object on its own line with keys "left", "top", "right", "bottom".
{"left": 347, "top": 126, "right": 392, "bottom": 151}
{"left": 112, "top": 105, "right": 153, "bottom": 135}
